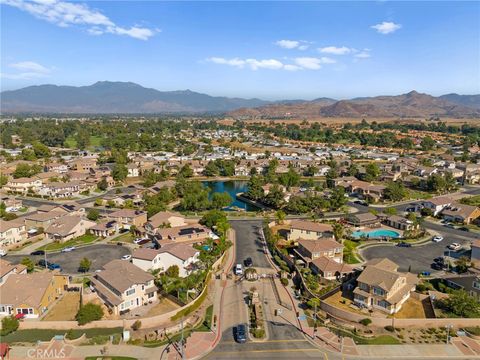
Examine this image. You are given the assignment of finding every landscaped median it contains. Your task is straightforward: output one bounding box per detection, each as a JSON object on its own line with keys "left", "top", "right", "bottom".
{"left": 38, "top": 234, "right": 99, "bottom": 252}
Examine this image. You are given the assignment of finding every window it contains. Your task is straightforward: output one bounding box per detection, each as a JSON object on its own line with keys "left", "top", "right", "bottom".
{"left": 373, "top": 287, "right": 384, "bottom": 296}
{"left": 473, "top": 281, "right": 480, "bottom": 290}
{"left": 28, "top": 309, "right": 33, "bottom": 314}
{"left": 126, "top": 288, "right": 135, "bottom": 296}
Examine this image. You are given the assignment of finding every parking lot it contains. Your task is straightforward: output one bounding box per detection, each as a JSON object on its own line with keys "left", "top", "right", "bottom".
{"left": 5, "top": 244, "right": 131, "bottom": 275}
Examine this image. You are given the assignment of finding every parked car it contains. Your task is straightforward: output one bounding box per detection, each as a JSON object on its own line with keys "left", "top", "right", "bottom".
{"left": 432, "top": 235, "right": 444, "bottom": 243}
{"left": 61, "top": 246, "right": 76, "bottom": 252}
{"left": 244, "top": 257, "right": 253, "bottom": 267}
{"left": 134, "top": 238, "right": 146, "bottom": 244}
{"left": 434, "top": 256, "right": 445, "bottom": 263}
{"left": 396, "top": 242, "right": 412, "bottom": 248}
{"left": 354, "top": 200, "right": 368, "bottom": 206}
{"left": 0, "top": 249, "right": 7, "bottom": 257}
{"left": 235, "top": 324, "right": 247, "bottom": 343}
{"left": 121, "top": 254, "right": 132, "bottom": 261}
{"left": 431, "top": 262, "right": 448, "bottom": 271}
{"left": 448, "top": 243, "right": 461, "bottom": 251}
{"left": 458, "top": 227, "right": 470, "bottom": 232}
{"left": 48, "top": 263, "right": 62, "bottom": 271}
{"left": 30, "top": 250, "right": 45, "bottom": 256}
{"left": 137, "top": 239, "right": 150, "bottom": 245}
{"left": 234, "top": 263, "right": 243, "bottom": 276}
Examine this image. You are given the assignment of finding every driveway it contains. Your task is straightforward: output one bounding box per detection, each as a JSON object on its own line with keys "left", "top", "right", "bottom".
{"left": 5, "top": 244, "right": 131, "bottom": 275}
{"left": 230, "top": 220, "right": 271, "bottom": 270}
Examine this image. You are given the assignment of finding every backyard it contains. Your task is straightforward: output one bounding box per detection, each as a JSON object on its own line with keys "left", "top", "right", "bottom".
{"left": 39, "top": 234, "right": 99, "bottom": 252}
{"left": 42, "top": 292, "right": 80, "bottom": 321}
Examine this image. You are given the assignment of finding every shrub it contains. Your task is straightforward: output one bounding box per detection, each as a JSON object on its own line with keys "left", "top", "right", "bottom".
{"left": 131, "top": 320, "right": 142, "bottom": 331}
{"left": 359, "top": 318, "right": 372, "bottom": 326}
{"left": 252, "top": 328, "right": 265, "bottom": 338}
{"left": 1, "top": 316, "right": 19, "bottom": 336}
{"left": 384, "top": 325, "right": 395, "bottom": 332}
{"left": 76, "top": 303, "right": 104, "bottom": 325}
{"left": 280, "top": 278, "right": 288, "bottom": 286}
{"left": 465, "top": 326, "right": 480, "bottom": 336}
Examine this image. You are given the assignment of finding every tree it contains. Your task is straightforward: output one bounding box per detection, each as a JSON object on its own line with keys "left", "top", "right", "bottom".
{"left": 383, "top": 207, "right": 398, "bottom": 216}
{"left": 307, "top": 297, "right": 320, "bottom": 310}
{"left": 455, "top": 256, "right": 471, "bottom": 273}
{"left": 278, "top": 167, "right": 300, "bottom": 189}
{"left": 76, "top": 303, "right": 104, "bottom": 325}
{"left": 13, "top": 163, "right": 41, "bottom": 178}
{"left": 165, "top": 265, "right": 180, "bottom": 278}
{"left": 347, "top": 163, "right": 359, "bottom": 177}
{"left": 112, "top": 163, "right": 128, "bottom": 182}
{"left": 97, "top": 178, "right": 108, "bottom": 191}
{"left": 246, "top": 175, "right": 264, "bottom": 201}
{"left": 203, "top": 161, "right": 219, "bottom": 177}
{"left": 210, "top": 192, "right": 232, "bottom": 209}
{"left": 178, "top": 164, "right": 193, "bottom": 178}
{"left": 265, "top": 184, "right": 284, "bottom": 209}
{"left": 131, "top": 320, "right": 142, "bottom": 331}
{"left": 32, "top": 141, "right": 51, "bottom": 158}
{"left": 420, "top": 136, "right": 436, "bottom": 151}
{"left": 78, "top": 257, "right": 92, "bottom": 273}
{"left": 87, "top": 209, "right": 100, "bottom": 221}
{"left": 275, "top": 210, "right": 286, "bottom": 225}
{"left": 325, "top": 168, "right": 338, "bottom": 188}
{"left": 304, "top": 165, "right": 318, "bottom": 177}
{"left": 0, "top": 174, "right": 8, "bottom": 188}
{"left": 200, "top": 209, "right": 227, "bottom": 228}
{"left": 20, "top": 257, "right": 35, "bottom": 273}
{"left": 179, "top": 181, "right": 210, "bottom": 211}
{"left": 216, "top": 219, "right": 231, "bottom": 238}
{"left": 332, "top": 223, "right": 344, "bottom": 243}
{"left": 329, "top": 187, "right": 347, "bottom": 211}
{"left": 384, "top": 181, "right": 408, "bottom": 202}
{"left": 364, "top": 162, "right": 380, "bottom": 182}
{"left": 1, "top": 316, "right": 19, "bottom": 336}
{"left": 438, "top": 290, "right": 480, "bottom": 318}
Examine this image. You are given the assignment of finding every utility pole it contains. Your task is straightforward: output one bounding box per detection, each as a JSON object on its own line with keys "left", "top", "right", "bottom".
{"left": 44, "top": 250, "right": 47, "bottom": 269}
{"left": 446, "top": 324, "right": 452, "bottom": 344}
{"left": 180, "top": 316, "right": 185, "bottom": 360}
{"left": 313, "top": 302, "right": 317, "bottom": 339}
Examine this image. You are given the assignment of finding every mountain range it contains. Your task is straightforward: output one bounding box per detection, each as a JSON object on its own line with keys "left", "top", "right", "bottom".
{"left": 1, "top": 81, "right": 479, "bottom": 118}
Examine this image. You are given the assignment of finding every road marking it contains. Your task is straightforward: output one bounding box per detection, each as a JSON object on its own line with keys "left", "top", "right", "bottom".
{"left": 212, "top": 348, "right": 322, "bottom": 355}
{"left": 323, "top": 352, "right": 329, "bottom": 360}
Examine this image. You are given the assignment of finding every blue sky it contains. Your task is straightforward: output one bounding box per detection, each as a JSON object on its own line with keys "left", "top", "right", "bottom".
{"left": 1, "top": 1, "right": 479, "bottom": 99}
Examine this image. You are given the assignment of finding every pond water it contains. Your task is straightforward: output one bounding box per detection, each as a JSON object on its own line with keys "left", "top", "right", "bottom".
{"left": 202, "top": 180, "right": 259, "bottom": 211}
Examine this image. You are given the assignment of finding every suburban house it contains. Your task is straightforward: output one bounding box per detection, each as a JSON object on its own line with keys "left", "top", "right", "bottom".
{"left": 310, "top": 257, "right": 353, "bottom": 280}
{"left": 440, "top": 203, "right": 480, "bottom": 224}
{"left": 384, "top": 215, "right": 419, "bottom": 231}
{"left": 288, "top": 220, "right": 334, "bottom": 241}
{"left": 0, "top": 272, "right": 69, "bottom": 318}
{"left": 44, "top": 216, "right": 96, "bottom": 242}
{"left": 108, "top": 209, "right": 147, "bottom": 229}
{"left": 471, "top": 240, "right": 480, "bottom": 269}
{"left": 90, "top": 220, "right": 119, "bottom": 238}
{"left": 38, "top": 181, "right": 81, "bottom": 198}
{"left": 132, "top": 243, "right": 199, "bottom": 277}
{"left": 0, "top": 259, "right": 27, "bottom": 285}
{"left": 91, "top": 260, "right": 157, "bottom": 315}
{"left": 353, "top": 258, "right": 418, "bottom": 314}
{"left": 0, "top": 219, "right": 27, "bottom": 248}
{"left": 422, "top": 197, "right": 453, "bottom": 216}
{"left": 24, "top": 211, "right": 65, "bottom": 229}
{"left": 1, "top": 196, "right": 22, "bottom": 212}
{"left": 69, "top": 158, "right": 97, "bottom": 172}
{"left": 4, "top": 177, "right": 42, "bottom": 193}
{"left": 146, "top": 211, "right": 187, "bottom": 232}
{"left": 444, "top": 275, "right": 480, "bottom": 300}
{"left": 154, "top": 224, "right": 210, "bottom": 244}
{"left": 127, "top": 164, "right": 140, "bottom": 177}
{"left": 295, "top": 238, "right": 344, "bottom": 263}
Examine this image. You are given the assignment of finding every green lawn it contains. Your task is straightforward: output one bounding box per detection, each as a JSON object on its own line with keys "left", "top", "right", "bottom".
{"left": 39, "top": 234, "right": 98, "bottom": 252}
{"left": 343, "top": 239, "right": 361, "bottom": 264}
{"left": 110, "top": 232, "right": 134, "bottom": 243}
{"left": 196, "top": 305, "right": 214, "bottom": 332}
{"left": 2, "top": 327, "right": 123, "bottom": 343}
{"left": 64, "top": 135, "right": 103, "bottom": 149}
{"left": 460, "top": 195, "right": 480, "bottom": 206}
{"left": 330, "top": 327, "right": 400, "bottom": 345}
{"left": 408, "top": 190, "right": 433, "bottom": 200}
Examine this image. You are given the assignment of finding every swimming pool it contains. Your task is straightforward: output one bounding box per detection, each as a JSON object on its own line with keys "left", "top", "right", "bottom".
{"left": 351, "top": 229, "right": 400, "bottom": 239}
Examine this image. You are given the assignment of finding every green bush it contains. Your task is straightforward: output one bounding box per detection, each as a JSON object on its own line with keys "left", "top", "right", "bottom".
{"left": 76, "top": 303, "right": 104, "bottom": 325}
{"left": 131, "top": 320, "right": 142, "bottom": 331}
{"left": 384, "top": 325, "right": 395, "bottom": 332}
{"left": 1, "top": 316, "right": 19, "bottom": 336}
{"left": 280, "top": 278, "right": 288, "bottom": 286}
{"left": 359, "top": 318, "right": 372, "bottom": 326}
{"left": 252, "top": 328, "right": 265, "bottom": 338}
{"left": 465, "top": 326, "right": 480, "bottom": 336}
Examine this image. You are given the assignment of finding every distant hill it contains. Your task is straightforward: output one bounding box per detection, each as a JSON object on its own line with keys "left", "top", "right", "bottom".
{"left": 0, "top": 81, "right": 270, "bottom": 114}
{"left": 439, "top": 94, "right": 480, "bottom": 109}
{"left": 229, "top": 90, "right": 480, "bottom": 118}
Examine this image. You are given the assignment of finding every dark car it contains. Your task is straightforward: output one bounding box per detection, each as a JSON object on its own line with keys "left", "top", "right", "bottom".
{"left": 458, "top": 227, "right": 470, "bottom": 232}
{"left": 354, "top": 200, "right": 368, "bottom": 206}
{"left": 235, "top": 324, "right": 247, "bottom": 343}
{"left": 434, "top": 257, "right": 445, "bottom": 264}
{"left": 396, "top": 242, "right": 412, "bottom": 248}
{"left": 30, "top": 250, "right": 45, "bottom": 256}
{"left": 431, "top": 262, "right": 447, "bottom": 271}
{"left": 48, "top": 263, "right": 62, "bottom": 271}
{"left": 244, "top": 257, "right": 253, "bottom": 267}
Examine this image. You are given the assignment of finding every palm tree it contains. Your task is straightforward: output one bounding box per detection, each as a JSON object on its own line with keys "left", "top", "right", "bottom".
{"left": 275, "top": 210, "right": 286, "bottom": 225}
{"left": 332, "top": 223, "right": 345, "bottom": 243}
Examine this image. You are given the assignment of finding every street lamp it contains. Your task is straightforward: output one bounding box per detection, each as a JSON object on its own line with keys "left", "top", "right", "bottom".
{"left": 446, "top": 324, "right": 453, "bottom": 344}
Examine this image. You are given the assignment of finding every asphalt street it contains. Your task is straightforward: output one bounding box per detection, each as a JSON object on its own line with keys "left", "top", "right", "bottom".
{"left": 230, "top": 220, "right": 271, "bottom": 270}
{"left": 5, "top": 244, "right": 131, "bottom": 274}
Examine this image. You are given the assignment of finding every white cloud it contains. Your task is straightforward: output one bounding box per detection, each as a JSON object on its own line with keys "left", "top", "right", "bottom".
{"left": 1, "top": 0, "right": 157, "bottom": 40}
{"left": 294, "top": 57, "right": 336, "bottom": 70}
{"left": 275, "top": 39, "right": 309, "bottom": 50}
{"left": 371, "top": 21, "right": 401, "bottom": 34}
{"left": 245, "top": 58, "right": 284, "bottom": 70}
{"left": 9, "top": 61, "right": 50, "bottom": 74}
{"left": 318, "top": 46, "right": 352, "bottom": 55}
{"left": 207, "top": 57, "right": 246, "bottom": 68}
{"left": 1, "top": 61, "right": 52, "bottom": 80}
{"left": 207, "top": 55, "right": 336, "bottom": 71}
{"left": 284, "top": 64, "right": 302, "bottom": 71}
{"left": 355, "top": 51, "right": 371, "bottom": 59}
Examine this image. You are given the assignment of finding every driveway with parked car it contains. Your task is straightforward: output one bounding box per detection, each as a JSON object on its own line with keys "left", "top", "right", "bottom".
{"left": 5, "top": 244, "right": 131, "bottom": 274}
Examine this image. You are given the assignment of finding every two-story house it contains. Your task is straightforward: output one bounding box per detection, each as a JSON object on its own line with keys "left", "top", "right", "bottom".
{"left": 4, "top": 177, "right": 42, "bottom": 194}
{"left": 422, "top": 196, "right": 453, "bottom": 216}
{"left": 0, "top": 219, "right": 27, "bottom": 247}
{"left": 132, "top": 243, "right": 199, "bottom": 277}
{"left": 154, "top": 224, "right": 210, "bottom": 244}
{"left": 0, "top": 259, "right": 27, "bottom": 285}
{"left": 288, "top": 220, "right": 334, "bottom": 241}
{"left": 353, "top": 258, "right": 418, "bottom": 314}
{"left": 108, "top": 209, "right": 147, "bottom": 230}
{"left": 91, "top": 260, "right": 157, "bottom": 315}
{"left": 44, "top": 216, "right": 96, "bottom": 242}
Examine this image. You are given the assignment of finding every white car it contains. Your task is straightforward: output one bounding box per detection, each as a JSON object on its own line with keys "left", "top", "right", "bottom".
{"left": 0, "top": 249, "right": 7, "bottom": 257}
{"left": 133, "top": 238, "right": 144, "bottom": 244}
{"left": 61, "top": 246, "right": 76, "bottom": 252}
{"left": 234, "top": 264, "right": 243, "bottom": 276}
{"left": 121, "top": 254, "right": 132, "bottom": 261}
{"left": 448, "top": 243, "right": 461, "bottom": 251}
{"left": 432, "top": 235, "right": 444, "bottom": 243}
